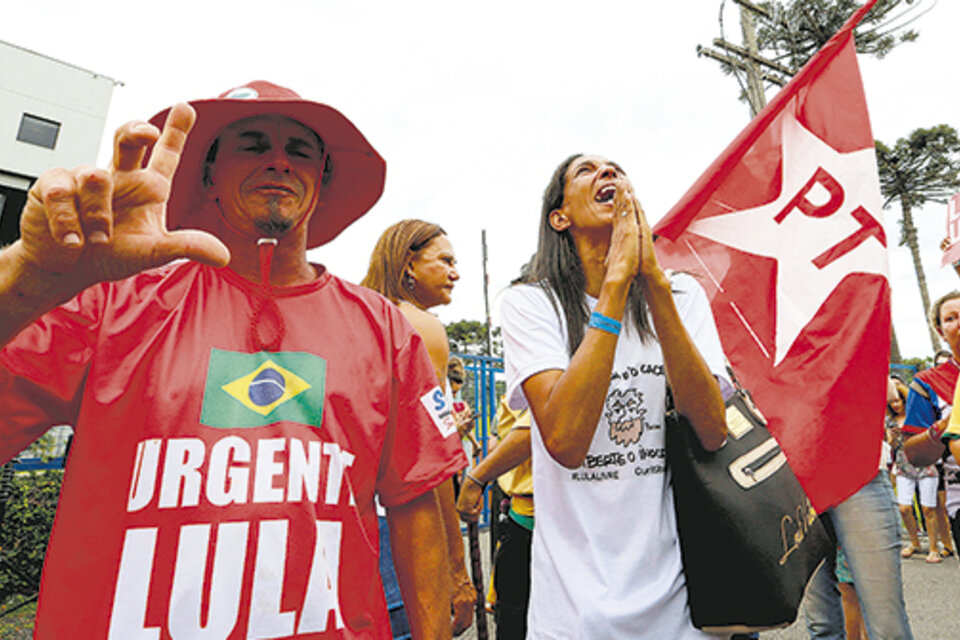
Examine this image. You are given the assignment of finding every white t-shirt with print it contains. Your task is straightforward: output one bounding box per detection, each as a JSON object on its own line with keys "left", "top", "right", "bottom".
{"left": 500, "top": 273, "right": 728, "bottom": 640}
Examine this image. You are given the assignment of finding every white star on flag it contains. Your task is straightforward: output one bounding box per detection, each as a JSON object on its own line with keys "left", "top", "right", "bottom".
{"left": 685, "top": 108, "right": 888, "bottom": 364}
{"left": 654, "top": 0, "right": 890, "bottom": 511}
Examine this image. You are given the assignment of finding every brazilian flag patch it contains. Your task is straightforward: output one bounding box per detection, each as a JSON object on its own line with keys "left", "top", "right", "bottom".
{"left": 200, "top": 349, "right": 327, "bottom": 428}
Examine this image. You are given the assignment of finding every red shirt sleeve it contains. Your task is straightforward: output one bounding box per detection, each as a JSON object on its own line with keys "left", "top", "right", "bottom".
{"left": 0, "top": 286, "right": 103, "bottom": 462}
{"left": 375, "top": 320, "right": 467, "bottom": 508}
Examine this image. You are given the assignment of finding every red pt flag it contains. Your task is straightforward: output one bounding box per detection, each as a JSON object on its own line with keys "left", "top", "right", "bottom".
{"left": 654, "top": 0, "right": 887, "bottom": 512}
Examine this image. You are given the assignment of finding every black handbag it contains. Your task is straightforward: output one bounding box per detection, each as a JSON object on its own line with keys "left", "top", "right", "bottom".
{"left": 665, "top": 385, "right": 832, "bottom": 634}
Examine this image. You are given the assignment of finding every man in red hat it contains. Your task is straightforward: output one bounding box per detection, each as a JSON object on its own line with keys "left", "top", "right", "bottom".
{"left": 0, "top": 82, "right": 466, "bottom": 639}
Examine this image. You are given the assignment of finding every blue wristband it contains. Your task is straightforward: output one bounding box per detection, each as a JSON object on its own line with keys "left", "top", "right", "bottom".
{"left": 588, "top": 311, "right": 622, "bottom": 336}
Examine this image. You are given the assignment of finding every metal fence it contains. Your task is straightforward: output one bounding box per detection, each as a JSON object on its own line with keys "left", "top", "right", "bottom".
{"left": 890, "top": 362, "right": 919, "bottom": 380}
{"left": 455, "top": 353, "right": 504, "bottom": 529}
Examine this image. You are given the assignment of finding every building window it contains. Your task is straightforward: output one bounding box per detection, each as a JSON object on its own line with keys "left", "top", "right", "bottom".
{"left": 0, "top": 185, "right": 28, "bottom": 246}
{"left": 17, "top": 114, "right": 61, "bottom": 150}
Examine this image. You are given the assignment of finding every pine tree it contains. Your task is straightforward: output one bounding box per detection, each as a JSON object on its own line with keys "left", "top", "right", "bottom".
{"left": 876, "top": 125, "right": 960, "bottom": 353}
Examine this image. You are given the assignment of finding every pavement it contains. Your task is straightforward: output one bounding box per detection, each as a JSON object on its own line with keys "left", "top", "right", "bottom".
{"left": 458, "top": 529, "right": 960, "bottom": 640}
{"left": 763, "top": 543, "right": 960, "bottom": 640}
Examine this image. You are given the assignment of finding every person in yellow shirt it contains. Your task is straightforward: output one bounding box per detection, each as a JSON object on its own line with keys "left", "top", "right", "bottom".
{"left": 457, "top": 396, "right": 533, "bottom": 640}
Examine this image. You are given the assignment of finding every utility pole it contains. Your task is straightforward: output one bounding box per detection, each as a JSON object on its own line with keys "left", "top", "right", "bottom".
{"left": 739, "top": 5, "right": 766, "bottom": 117}
{"left": 481, "top": 229, "right": 493, "bottom": 357}
{"left": 697, "top": 0, "right": 792, "bottom": 119}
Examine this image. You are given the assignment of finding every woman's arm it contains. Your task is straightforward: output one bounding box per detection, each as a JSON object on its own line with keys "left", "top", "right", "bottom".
{"left": 641, "top": 271, "right": 727, "bottom": 451}
{"left": 397, "top": 303, "right": 475, "bottom": 634}
{"left": 904, "top": 420, "right": 947, "bottom": 467}
{"left": 520, "top": 278, "right": 633, "bottom": 468}
{"left": 518, "top": 192, "right": 639, "bottom": 468}
{"left": 388, "top": 491, "right": 453, "bottom": 640}
{"left": 435, "top": 477, "right": 476, "bottom": 635}
{"left": 637, "top": 205, "right": 726, "bottom": 451}
{"left": 456, "top": 426, "right": 531, "bottom": 522}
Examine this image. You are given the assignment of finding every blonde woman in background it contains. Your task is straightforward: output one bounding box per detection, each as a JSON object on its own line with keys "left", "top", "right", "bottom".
{"left": 363, "top": 219, "right": 477, "bottom": 637}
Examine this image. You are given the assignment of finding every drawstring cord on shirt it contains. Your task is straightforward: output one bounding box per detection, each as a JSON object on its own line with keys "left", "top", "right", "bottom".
{"left": 250, "top": 238, "right": 286, "bottom": 352}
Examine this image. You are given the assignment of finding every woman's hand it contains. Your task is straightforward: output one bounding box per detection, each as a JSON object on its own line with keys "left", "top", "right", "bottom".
{"left": 634, "top": 192, "right": 665, "bottom": 284}
{"left": 603, "top": 185, "right": 641, "bottom": 286}
{"left": 456, "top": 478, "right": 484, "bottom": 523}
{"left": 603, "top": 184, "right": 665, "bottom": 292}
{"left": 450, "top": 568, "right": 477, "bottom": 636}
{"left": 454, "top": 408, "right": 481, "bottom": 458}
{"left": 454, "top": 408, "right": 475, "bottom": 438}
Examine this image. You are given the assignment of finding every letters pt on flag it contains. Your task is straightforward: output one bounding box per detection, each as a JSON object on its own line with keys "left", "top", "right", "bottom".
{"left": 653, "top": 0, "right": 888, "bottom": 511}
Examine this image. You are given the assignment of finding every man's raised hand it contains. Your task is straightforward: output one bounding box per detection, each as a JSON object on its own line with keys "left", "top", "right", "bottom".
{"left": 17, "top": 102, "right": 229, "bottom": 289}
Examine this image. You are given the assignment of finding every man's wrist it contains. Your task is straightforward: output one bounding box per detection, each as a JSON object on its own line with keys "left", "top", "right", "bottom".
{"left": 0, "top": 243, "right": 83, "bottom": 344}
{"left": 3, "top": 241, "right": 84, "bottom": 307}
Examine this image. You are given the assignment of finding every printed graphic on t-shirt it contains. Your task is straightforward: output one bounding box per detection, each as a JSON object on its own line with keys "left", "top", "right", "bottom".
{"left": 604, "top": 363, "right": 666, "bottom": 446}
{"left": 566, "top": 362, "right": 670, "bottom": 482}
{"left": 201, "top": 350, "right": 327, "bottom": 428}
{"left": 604, "top": 388, "right": 650, "bottom": 446}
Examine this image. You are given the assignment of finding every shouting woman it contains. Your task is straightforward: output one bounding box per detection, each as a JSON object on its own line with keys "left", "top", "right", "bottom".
{"left": 499, "top": 155, "right": 728, "bottom": 639}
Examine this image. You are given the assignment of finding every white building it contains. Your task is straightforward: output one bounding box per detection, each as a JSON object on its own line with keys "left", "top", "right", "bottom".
{"left": 0, "top": 40, "right": 119, "bottom": 245}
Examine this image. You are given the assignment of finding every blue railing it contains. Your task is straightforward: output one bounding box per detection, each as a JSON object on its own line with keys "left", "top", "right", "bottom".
{"left": 13, "top": 457, "right": 65, "bottom": 471}
{"left": 889, "top": 363, "right": 918, "bottom": 378}
{"left": 454, "top": 352, "right": 504, "bottom": 529}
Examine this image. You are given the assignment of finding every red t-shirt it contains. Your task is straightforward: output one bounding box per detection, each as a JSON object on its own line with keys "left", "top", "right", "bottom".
{"left": 0, "top": 262, "right": 466, "bottom": 639}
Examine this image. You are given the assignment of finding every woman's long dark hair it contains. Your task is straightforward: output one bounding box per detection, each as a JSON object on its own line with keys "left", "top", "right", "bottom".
{"left": 531, "top": 154, "right": 653, "bottom": 355}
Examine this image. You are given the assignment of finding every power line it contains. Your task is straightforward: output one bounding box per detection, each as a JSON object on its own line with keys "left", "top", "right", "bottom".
{"left": 699, "top": 0, "right": 777, "bottom": 117}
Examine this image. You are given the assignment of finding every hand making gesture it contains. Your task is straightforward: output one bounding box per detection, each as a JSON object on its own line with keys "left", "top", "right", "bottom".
{"left": 0, "top": 104, "right": 230, "bottom": 345}
{"left": 17, "top": 103, "right": 229, "bottom": 288}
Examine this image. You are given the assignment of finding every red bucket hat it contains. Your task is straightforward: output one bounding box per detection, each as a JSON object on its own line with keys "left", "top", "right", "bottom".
{"left": 149, "top": 80, "right": 386, "bottom": 249}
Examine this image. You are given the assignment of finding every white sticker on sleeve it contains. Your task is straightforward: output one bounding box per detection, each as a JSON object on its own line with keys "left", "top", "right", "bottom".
{"left": 420, "top": 386, "right": 458, "bottom": 438}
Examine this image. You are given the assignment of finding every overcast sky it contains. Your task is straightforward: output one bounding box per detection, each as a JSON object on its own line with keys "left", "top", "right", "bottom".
{"left": 2, "top": 0, "right": 957, "bottom": 359}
